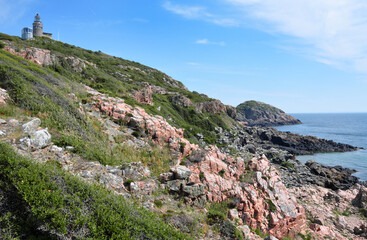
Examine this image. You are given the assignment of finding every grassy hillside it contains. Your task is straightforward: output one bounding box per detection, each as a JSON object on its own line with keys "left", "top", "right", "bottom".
{"left": 0, "top": 33, "right": 238, "bottom": 146}
{"left": 0, "top": 33, "right": 241, "bottom": 239}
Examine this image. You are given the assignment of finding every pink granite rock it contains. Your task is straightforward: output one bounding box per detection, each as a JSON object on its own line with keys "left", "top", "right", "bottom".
{"left": 186, "top": 147, "right": 306, "bottom": 238}
{"left": 87, "top": 86, "right": 198, "bottom": 158}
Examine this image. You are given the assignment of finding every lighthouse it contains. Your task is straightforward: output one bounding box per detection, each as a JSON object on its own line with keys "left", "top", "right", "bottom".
{"left": 33, "top": 13, "right": 43, "bottom": 37}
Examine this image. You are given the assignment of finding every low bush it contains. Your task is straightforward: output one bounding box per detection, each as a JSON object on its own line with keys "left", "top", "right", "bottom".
{"left": 0, "top": 142, "right": 191, "bottom": 239}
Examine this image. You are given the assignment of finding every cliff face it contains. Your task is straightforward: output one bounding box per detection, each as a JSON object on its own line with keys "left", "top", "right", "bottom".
{"left": 236, "top": 100, "right": 301, "bottom": 127}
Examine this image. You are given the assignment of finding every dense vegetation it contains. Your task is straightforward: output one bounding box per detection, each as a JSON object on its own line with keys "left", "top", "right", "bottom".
{"left": 0, "top": 142, "right": 191, "bottom": 239}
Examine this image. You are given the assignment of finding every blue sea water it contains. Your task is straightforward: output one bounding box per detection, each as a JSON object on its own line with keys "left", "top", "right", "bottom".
{"left": 275, "top": 113, "right": 367, "bottom": 181}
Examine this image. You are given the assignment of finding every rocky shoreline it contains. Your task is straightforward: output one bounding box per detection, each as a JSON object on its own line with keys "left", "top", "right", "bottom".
{"left": 214, "top": 124, "right": 364, "bottom": 192}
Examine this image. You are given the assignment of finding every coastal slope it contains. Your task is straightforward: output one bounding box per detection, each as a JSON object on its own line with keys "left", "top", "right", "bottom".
{"left": 236, "top": 100, "right": 301, "bottom": 127}
{"left": 0, "top": 33, "right": 366, "bottom": 239}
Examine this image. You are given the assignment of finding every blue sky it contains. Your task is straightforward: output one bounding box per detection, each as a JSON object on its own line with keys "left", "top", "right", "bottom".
{"left": 1, "top": 0, "right": 367, "bottom": 113}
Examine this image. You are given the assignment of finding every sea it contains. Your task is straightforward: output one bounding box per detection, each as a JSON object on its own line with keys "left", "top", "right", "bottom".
{"left": 275, "top": 113, "right": 367, "bottom": 181}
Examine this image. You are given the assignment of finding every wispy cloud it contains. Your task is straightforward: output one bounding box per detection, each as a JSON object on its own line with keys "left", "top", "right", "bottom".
{"left": 132, "top": 18, "right": 149, "bottom": 23}
{"left": 195, "top": 38, "right": 225, "bottom": 46}
{"left": 163, "top": 1, "right": 238, "bottom": 27}
{"left": 224, "top": 0, "right": 367, "bottom": 73}
{"left": 0, "top": 0, "right": 33, "bottom": 24}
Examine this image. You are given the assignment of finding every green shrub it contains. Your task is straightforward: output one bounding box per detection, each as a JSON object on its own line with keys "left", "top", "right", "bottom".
{"left": 0, "top": 142, "right": 191, "bottom": 239}
{"left": 154, "top": 199, "right": 163, "bottom": 208}
{"left": 281, "top": 161, "right": 294, "bottom": 169}
{"left": 219, "top": 169, "right": 225, "bottom": 177}
{"left": 266, "top": 199, "right": 277, "bottom": 212}
{"left": 206, "top": 202, "right": 229, "bottom": 225}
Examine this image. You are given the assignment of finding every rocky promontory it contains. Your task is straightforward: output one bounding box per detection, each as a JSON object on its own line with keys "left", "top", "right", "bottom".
{"left": 236, "top": 100, "right": 301, "bottom": 127}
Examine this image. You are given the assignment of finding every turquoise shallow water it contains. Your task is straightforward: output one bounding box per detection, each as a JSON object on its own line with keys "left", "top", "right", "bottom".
{"left": 275, "top": 113, "right": 367, "bottom": 181}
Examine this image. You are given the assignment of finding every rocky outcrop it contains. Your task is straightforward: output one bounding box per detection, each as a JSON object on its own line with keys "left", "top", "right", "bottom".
{"left": 236, "top": 100, "right": 301, "bottom": 127}
{"left": 225, "top": 105, "right": 237, "bottom": 119}
{"left": 171, "top": 94, "right": 192, "bottom": 108}
{"left": 290, "top": 185, "right": 367, "bottom": 239}
{"left": 196, "top": 100, "right": 227, "bottom": 114}
{"left": 86, "top": 86, "right": 198, "bottom": 158}
{"left": 276, "top": 158, "right": 359, "bottom": 190}
{"left": 353, "top": 187, "right": 367, "bottom": 217}
{"left": 64, "top": 56, "right": 96, "bottom": 72}
{"left": 161, "top": 146, "right": 306, "bottom": 239}
{"left": 217, "top": 126, "right": 358, "bottom": 157}
{"left": 3, "top": 43, "right": 95, "bottom": 71}
{"left": 133, "top": 86, "right": 153, "bottom": 105}
{"left": 4, "top": 45, "right": 56, "bottom": 66}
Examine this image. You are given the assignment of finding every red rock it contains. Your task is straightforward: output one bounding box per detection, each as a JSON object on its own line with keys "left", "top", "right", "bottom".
{"left": 186, "top": 147, "right": 306, "bottom": 238}
{"left": 87, "top": 86, "right": 198, "bottom": 158}
{"left": 133, "top": 86, "right": 153, "bottom": 105}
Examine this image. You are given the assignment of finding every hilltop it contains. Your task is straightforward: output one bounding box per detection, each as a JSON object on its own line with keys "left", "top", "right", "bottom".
{"left": 0, "top": 33, "right": 366, "bottom": 240}
{"left": 236, "top": 100, "right": 301, "bottom": 127}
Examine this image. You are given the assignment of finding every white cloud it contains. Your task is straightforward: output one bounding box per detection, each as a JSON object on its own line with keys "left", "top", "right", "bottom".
{"left": 195, "top": 38, "right": 225, "bottom": 46}
{"left": 224, "top": 0, "right": 367, "bottom": 72}
{"left": 163, "top": 1, "right": 238, "bottom": 27}
{"left": 163, "top": 1, "right": 209, "bottom": 19}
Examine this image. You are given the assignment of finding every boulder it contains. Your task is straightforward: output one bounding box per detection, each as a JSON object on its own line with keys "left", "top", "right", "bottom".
{"left": 182, "top": 184, "right": 205, "bottom": 198}
{"left": 171, "top": 165, "right": 192, "bottom": 180}
{"left": 30, "top": 129, "right": 51, "bottom": 149}
{"left": 22, "top": 118, "right": 41, "bottom": 134}
{"left": 166, "top": 179, "right": 186, "bottom": 192}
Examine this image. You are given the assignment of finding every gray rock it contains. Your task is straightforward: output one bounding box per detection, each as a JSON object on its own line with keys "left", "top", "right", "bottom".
{"left": 50, "top": 145, "right": 63, "bottom": 152}
{"left": 182, "top": 184, "right": 205, "bottom": 198}
{"left": 353, "top": 187, "right": 367, "bottom": 209}
{"left": 30, "top": 129, "right": 51, "bottom": 149}
{"left": 65, "top": 146, "right": 74, "bottom": 151}
{"left": 121, "top": 140, "right": 135, "bottom": 147}
{"left": 171, "top": 94, "right": 192, "bottom": 108}
{"left": 19, "top": 137, "right": 31, "bottom": 150}
{"left": 238, "top": 225, "right": 251, "bottom": 239}
{"left": 0, "top": 130, "right": 5, "bottom": 136}
{"left": 159, "top": 172, "right": 174, "bottom": 182}
{"left": 166, "top": 179, "right": 186, "bottom": 192}
{"left": 22, "top": 118, "right": 41, "bottom": 134}
{"left": 171, "top": 165, "right": 192, "bottom": 180}
{"left": 0, "top": 119, "right": 6, "bottom": 124}
{"left": 121, "top": 162, "right": 150, "bottom": 180}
